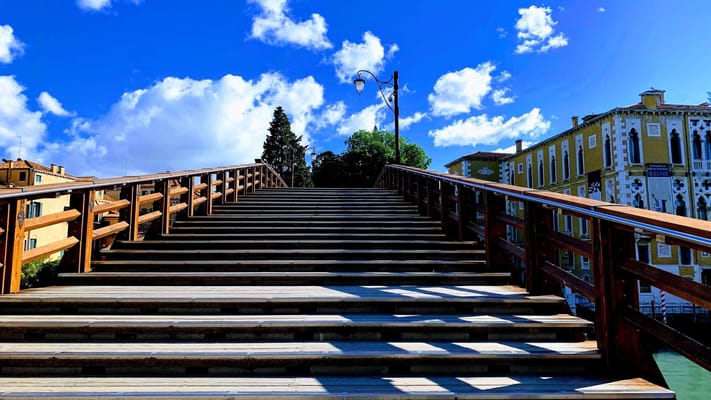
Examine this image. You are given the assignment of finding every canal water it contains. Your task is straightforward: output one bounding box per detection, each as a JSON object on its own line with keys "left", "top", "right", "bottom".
{"left": 653, "top": 350, "right": 711, "bottom": 399}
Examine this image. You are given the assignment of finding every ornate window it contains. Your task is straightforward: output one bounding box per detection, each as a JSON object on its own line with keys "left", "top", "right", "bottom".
{"left": 670, "top": 129, "right": 682, "bottom": 164}
{"left": 698, "top": 196, "right": 708, "bottom": 220}
{"left": 577, "top": 146, "right": 585, "bottom": 175}
{"left": 538, "top": 160, "right": 544, "bottom": 187}
{"left": 603, "top": 135, "right": 612, "bottom": 167}
{"left": 629, "top": 128, "right": 641, "bottom": 164}
{"left": 563, "top": 151, "right": 570, "bottom": 180}
{"left": 693, "top": 131, "right": 702, "bottom": 160}
{"left": 550, "top": 156, "right": 556, "bottom": 184}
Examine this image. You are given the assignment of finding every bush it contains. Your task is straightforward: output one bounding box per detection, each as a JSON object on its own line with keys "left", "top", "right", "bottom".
{"left": 21, "top": 258, "right": 61, "bottom": 289}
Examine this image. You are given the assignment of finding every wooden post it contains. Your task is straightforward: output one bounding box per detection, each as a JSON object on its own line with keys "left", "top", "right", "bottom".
{"left": 118, "top": 184, "right": 139, "bottom": 241}
{"left": 484, "top": 190, "right": 507, "bottom": 271}
{"left": 594, "top": 220, "right": 642, "bottom": 378}
{"left": 181, "top": 176, "right": 193, "bottom": 219}
{"left": 61, "top": 190, "right": 95, "bottom": 273}
{"left": 147, "top": 179, "right": 170, "bottom": 238}
{"left": 523, "top": 201, "right": 552, "bottom": 294}
{"left": 205, "top": 173, "right": 214, "bottom": 215}
{"left": 439, "top": 181, "right": 450, "bottom": 238}
{"left": 217, "top": 171, "right": 226, "bottom": 206}
{"left": 425, "top": 178, "right": 434, "bottom": 218}
{"left": 1, "top": 199, "right": 26, "bottom": 293}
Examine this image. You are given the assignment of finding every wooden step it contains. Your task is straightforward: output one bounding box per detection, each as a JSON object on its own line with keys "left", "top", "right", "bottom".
{"left": 0, "top": 313, "right": 591, "bottom": 342}
{"left": 161, "top": 232, "right": 449, "bottom": 240}
{"left": 168, "top": 225, "right": 444, "bottom": 235}
{"left": 59, "top": 271, "right": 507, "bottom": 286}
{"left": 0, "top": 340, "right": 601, "bottom": 376}
{"left": 0, "top": 285, "right": 568, "bottom": 315}
{"left": 99, "top": 248, "right": 484, "bottom": 261}
{"left": 111, "top": 239, "right": 480, "bottom": 251}
{"left": 89, "top": 259, "right": 487, "bottom": 273}
{"left": 0, "top": 376, "right": 674, "bottom": 399}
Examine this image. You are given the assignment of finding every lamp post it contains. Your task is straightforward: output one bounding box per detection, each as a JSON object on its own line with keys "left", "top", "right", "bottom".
{"left": 353, "top": 70, "right": 400, "bottom": 164}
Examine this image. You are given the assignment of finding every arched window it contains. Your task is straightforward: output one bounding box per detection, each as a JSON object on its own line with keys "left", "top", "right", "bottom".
{"left": 675, "top": 194, "right": 686, "bottom": 216}
{"left": 629, "top": 129, "right": 640, "bottom": 164}
{"left": 633, "top": 193, "right": 645, "bottom": 209}
{"left": 693, "top": 131, "right": 702, "bottom": 160}
{"left": 670, "top": 129, "right": 682, "bottom": 164}
{"left": 538, "top": 160, "right": 544, "bottom": 186}
{"left": 698, "top": 197, "right": 708, "bottom": 220}
{"left": 577, "top": 146, "right": 584, "bottom": 175}
{"left": 705, "top": 131, "right": 711, "bottom": 160}
{"left": 550, "top": 156, "right": 556, "bottom": 183}
{"left": 527, "top": 164, "right": 533, "bottom": 188}
{"left": 604, "top": 135, "right": 612, "bottom": 167}
{"left": 563, "top": 151, "right": 570, "bottom": 180}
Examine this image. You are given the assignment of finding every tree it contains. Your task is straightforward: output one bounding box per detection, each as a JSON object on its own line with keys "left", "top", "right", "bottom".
{"left": 312, "top": 129, "right": 430, "bottom": 187}
{"left": 262, "top": 106, "right": 312, "bottom": 187}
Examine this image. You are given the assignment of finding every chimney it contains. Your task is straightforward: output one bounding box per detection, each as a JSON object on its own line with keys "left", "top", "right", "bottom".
{"left": 515, "top": 139, "right": 523, "bottom": 153}
{"left": 640, "top": 87, "right": 665, "bottom": 108}
{"left": 572, "top": 116, "right": 579, "bottom": 127}
{"left": 59, "top": 166, "right": 65, "bottom": 175}
{"left": 51, "top": 164, "right": 58, "bottom": 173}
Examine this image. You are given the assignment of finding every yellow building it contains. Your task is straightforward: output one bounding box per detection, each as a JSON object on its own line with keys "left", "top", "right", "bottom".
{"left": 0, "top": 159, "right": 75, "bottom": 260}
{"left": 445, "top": 152, "right": 509, "bottom": 182}
{"left": 498, "top": 88, "right": 711, "bottom": 312}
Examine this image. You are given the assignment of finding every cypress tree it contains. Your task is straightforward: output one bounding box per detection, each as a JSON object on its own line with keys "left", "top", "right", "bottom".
{"left": 262, "top": 106, "right": 312, "bottom": 187}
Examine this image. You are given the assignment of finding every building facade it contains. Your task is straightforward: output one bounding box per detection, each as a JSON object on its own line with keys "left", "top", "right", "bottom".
{"left": 496, "top": 89, "right": 711, "bottom": 313}
{"left": 445, "top": 152, "right": 509, "bottom": 182}
{"left": 0, "top": 159, "right": 75, "bottom": 261}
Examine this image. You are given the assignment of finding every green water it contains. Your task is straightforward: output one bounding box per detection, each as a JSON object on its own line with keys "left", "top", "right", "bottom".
{"left": 653, "top": 350, "right": 711, "bottom": 399}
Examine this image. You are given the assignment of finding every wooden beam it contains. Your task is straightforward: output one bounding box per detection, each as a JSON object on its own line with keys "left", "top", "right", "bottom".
{"left": 137, "top": 192, "right": 163, "bottom": 204}
{"left": 23, "top": 209, "right": 81, "bottom": 232}
{"left": 541, "top": 260, "right": 595, "bottom": 301}
{"left": 169, "top": 186, "right": 188, "bottom": 197}
{"left": 543, "top": 230, "right": 594, "bottom": 259}
{"left": 92, "top": 221, "right": 129, "bottom": 241}
{"left": 620, "top": 259, "right": 711, "bottom": 310}
{"left": 168, "top": 203, "right": 188, "bottom": 215}
{"left": 22, "top": 236, "right": 79, "bottom": 264}
{"left": 93, "top": 199, "right": 130, "bottom": 214}
{"left": 60, "top": 190, "right": 95, "bottom": 273}
{"left": 2, "top": 199, "right": 25, "bottom": 293}
{"left": 137, "top": 210, "right": 162, "bottom": 225}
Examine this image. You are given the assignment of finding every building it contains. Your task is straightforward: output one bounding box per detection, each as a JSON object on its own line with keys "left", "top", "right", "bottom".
{"left": 0, "top": 159, "right": 75, "bottom": 260}
{"left": 444, "top": 152, "right": 510, "bottom": 182}
{"left": 446, "top": 89, "right": 711, "bottom": 315}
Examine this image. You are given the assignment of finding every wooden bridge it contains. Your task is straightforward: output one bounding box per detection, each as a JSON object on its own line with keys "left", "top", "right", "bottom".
{"left": 0, "top": 162, "right": 708, "bottom": 398}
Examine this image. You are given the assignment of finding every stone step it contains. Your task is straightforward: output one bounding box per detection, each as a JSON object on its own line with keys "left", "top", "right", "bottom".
{"left": 0, "top": 376, "right": 674, "bottom": 399}
{"left": 58, "top": 271, "right": 508, "bottom": 286}
{"left": 0, "top": 313, "right": 591, "bottom": 342}
{"left": 0, "top": 340, "right": 602, "bottom": 376}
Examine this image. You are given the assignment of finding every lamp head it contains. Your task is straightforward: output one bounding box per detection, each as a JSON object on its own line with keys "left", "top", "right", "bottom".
{"left": 353, "top": 77, "right": 365, "bottom": 94}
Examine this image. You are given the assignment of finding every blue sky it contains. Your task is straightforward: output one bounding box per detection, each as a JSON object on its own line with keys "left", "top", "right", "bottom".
{"left": 1, "top": 0, "right": 711, "bottom": 177}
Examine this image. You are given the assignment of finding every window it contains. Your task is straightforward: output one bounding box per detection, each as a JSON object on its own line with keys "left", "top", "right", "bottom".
{"left": 517, "top": 163, "right": 523, "bottom": 173}
{"left": 35, "top": 174, "right": 42, "bottom": 183}
{"left": 588, "top": 135, "right": 597, "bottom": 148}
{"left": 670, "top": 129, "right": 682, "bottom": 164}
{"left": 647, "top": 123, "right": 661, "bottom": 137}
{"left": 18, "top": 171, "right": 26, "bottom": 182}
{"left": 26, "top": 201, "right": 42, "bottom": 218}
{"left": 629, "top": 129, "right": 641, "bottom": 164}
{"left": 633, "top": 193, "right": 645, "bottom": 209}
{"left": 550, "top": 156, "right": 557, "bottom": 183}
{"left": 577, "top": 146, "right": 585, "bottom": 175}
{"left": 538, "top": 160, "right": 544, "bottom": 187}
{"left": 693, "top": 131, "right": 702, "bottom": 160}
{"left": 603, "top": 135, "right": 612, "bottom": 168}
{"left": 680, "top": 246, "right": 692, "bottom": 265}
{"left": 581, "top": 256, "right": 590, "bottom": 270}
{"left": 698, "top": 197, "right": 709, "bottom": 220}
{"left": 675, "top": 194, "right": 686, "bottom": 217}
{"left": 564, "top": 214, "right": 572, "bottom": 235}
{"left": 580, "top": 217, "right": 589, "bottom": 237}
{"left": 706, "top": 132, "right": 711, "bottom": 160}
{"left": 24, "top": 238, "right": 37, "bottom": 251}
{"left": 527, "top": 164, "right": 533, "bottom": 188}
{"left": 563, "top": 151, "right": 570, "bottom": 180}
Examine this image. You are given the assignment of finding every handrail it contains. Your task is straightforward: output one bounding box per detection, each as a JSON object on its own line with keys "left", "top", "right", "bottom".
{"left": 378, "top": 164, "right": 711, "bottom": 382}
{"left": 0, "top": 162, "right": 286, "bottom": 295}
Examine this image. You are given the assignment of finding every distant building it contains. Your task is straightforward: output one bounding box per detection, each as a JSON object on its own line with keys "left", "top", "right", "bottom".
{"left": 445, "top": 88, "right": 711, "bottom": 315}
{"left": 444, "top": 152, "right": 510, "bottom": 182}
{"left": 0, "top": 159, "right": 75, "bottom": 260}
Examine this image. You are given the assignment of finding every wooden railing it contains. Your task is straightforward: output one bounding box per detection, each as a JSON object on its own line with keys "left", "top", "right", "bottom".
{"left": 0, "top": 162, "right": 286, "bottom": 294}
{"left": 378, "top": 164, "right": 711, "bottom": 381}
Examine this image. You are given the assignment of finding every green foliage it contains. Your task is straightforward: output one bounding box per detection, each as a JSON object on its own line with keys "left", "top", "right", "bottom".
{"left": 262, "top": 106, "right": 313, "bottom": 187}
{"left": 312, "top": 129, "right": 431, "bottom": 187}
{"left": 21, "top": 258, "right": 60, "bottom": 289}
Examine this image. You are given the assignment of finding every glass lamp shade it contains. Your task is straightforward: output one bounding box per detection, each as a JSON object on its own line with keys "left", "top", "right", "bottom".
{"left": 353, "top": 77, "right": 365, "bottom": 94}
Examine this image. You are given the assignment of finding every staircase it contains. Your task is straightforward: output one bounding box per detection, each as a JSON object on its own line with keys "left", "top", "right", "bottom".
{"left": 0, "top": 188, "right": 673, "bottom": 398}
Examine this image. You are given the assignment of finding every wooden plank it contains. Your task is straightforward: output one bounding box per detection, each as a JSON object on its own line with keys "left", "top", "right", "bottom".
{"left": 93, "top": 199, "right": 130, "bottom": 214}
{"left": 92, "top": 221, "right": 129, "bottom": 241}
{"left": 1, "top": 199, "right": 25, "bottom": 294}
{"left": 620, "top": 259, "right": 711, "bottom": 311}
{"left": 137, "top": 210, "right": 162, "bottom": 225}
{"left": 168, "top": 203, "right": 188, "bottom": 215}
{"left": 23, "top": 209, "right": 81, "bottom": 232}
{"left": 0, "top": 376, "right": 674, "bottom": 399}
{"left": 21, "top": 236, "right": 79, "bottom": 264}
{"left": 543, "top": 230, "right": 593, "bottom": 259}
{"left": 137, "top": 192, "right": 163, "bottom": 204}
{"left": 169, "top": 186, "right": 188, "bottom": 197}
{"left": 540, "top": 261, "right": 595, "bottom": 301}
{"left": 497, "top": 237, "right": 525, "bottom": 261}
{"left": 211, "top": 192, "right": 222, "bottom": 200}
{"left": 193, "top": 183, "right": 208, "bottom": 191}
{"left": 496, "top": 214, "right": 525, "bottom": 230}
{"left": 193, "top": 196, "right": 207, "bottom": 206}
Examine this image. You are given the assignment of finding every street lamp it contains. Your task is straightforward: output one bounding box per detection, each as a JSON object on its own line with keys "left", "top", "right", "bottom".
{"left": 353, "top": 69, "right": 400, "bottom": 164}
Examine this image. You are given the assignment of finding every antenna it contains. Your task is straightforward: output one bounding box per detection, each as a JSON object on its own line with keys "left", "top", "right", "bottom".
{"left": 17, "top": 136, "right": 22, "bottom": 159}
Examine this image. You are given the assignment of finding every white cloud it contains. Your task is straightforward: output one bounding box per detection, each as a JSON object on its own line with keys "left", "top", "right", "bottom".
{"left": 399, "top": 112, "right": 427, "bottom": 130}
{"left": 336, "top": 103, "right": 387, "bottom": 136}
{"left": 77, "top": 0, "right": 142, "bottom": 11}
{"left": 598, "top": 7, "right": 606, "bottom": 13}
{"left": 249, "top": 0, "right": 332, "bottom": 50}
{"left": 428, "top": 108, "right": 550, "bottom": 147}
{"left": 0, "top": 76, "right": 47, "bottom": 160}
{"left": 427, "top": 62, "right": 497, "bottom": 117}
{"left": 332, "top": 31, "right": 398, "bottom": 83}
{"left": 493, "top": 141, "right": 533, "bottom": 154}
{"left": 316, "top": 101, "right": 346, "bottom": 129}
{"left": 42, "top": 73, "right": 326, "bottom": 177}
{"left": 0, "top": 25, "right": 24, "bottom": 64}
{"left": 496, "top": 71, "right": 512, "bottom": 83}
{"left": 496, "top": 27, "right": 507, "bottom": 38}
{"left": 492, "top": 88, "right": 515, "bottom": 105}
{"left": 514, "top": 5, "right": 568, "bottom": 54}
{"left": 37, "top": 92, "right": 74, "bottom": 117}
